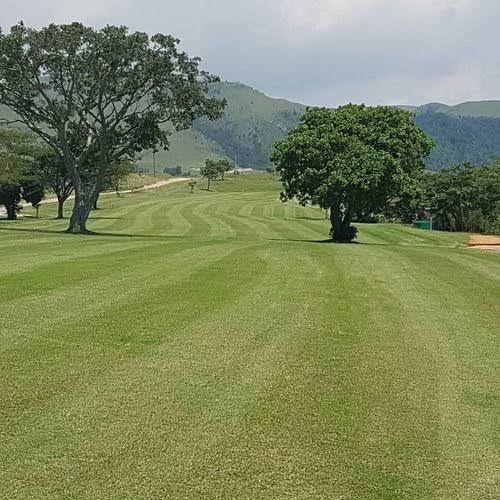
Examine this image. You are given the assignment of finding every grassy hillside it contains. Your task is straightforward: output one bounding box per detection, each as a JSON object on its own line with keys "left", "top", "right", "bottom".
{"left": 136, "top": 82, "right": 305, "bottom": 172}
{"left": 3, "top": 86, "right": 500, "bottom": 172}
{"left": 415, "top": 112, "right": 500, "bottom": 170}
{"left": 148, "top": 85, "right": 500, "bottom": 171}
{"left": 1, "top": 174, "right": 499, "bottom": 499}
{"left": 136, "top": 128, "right": 228, "bottom": 173}
{"left": 398, "top": 100, "right": 500, "bottom": 118}
{"left": 191, "top": 82, "right": 304, "bottom": 169}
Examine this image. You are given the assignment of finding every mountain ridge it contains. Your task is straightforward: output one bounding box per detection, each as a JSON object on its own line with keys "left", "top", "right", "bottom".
{"left": 152, "top": 83, "right": 500, "bottom": 171}
{"left": 2, "top": 81, "right": 500, "bottom": 171}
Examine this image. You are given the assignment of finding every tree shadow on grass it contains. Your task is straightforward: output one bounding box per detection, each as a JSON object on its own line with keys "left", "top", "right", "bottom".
{"left": 289, "top": 216, "right": 326, "bottom": 221}
{"left": 267, "top": 237, "right": 358, "bottom": 244}
{"left": 0, "top": 225, "right": 185, "bottom": 241}
{"left": 267, "top": 236, "right": 464, "bottom": 249}
{"left": 0, "top": 226, "right": 74, "bottom": 237}
{"left": 90, "top": 231, "right": 187, "bottom": 240}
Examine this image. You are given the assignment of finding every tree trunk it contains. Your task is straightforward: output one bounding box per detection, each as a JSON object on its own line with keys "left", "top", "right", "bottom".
{"left": 56, "top": 196, "right": 65, "bottom": 219}
{"left": 329, "top": 205, "right": 356, "bottom": 242}
{"left": 92, "top": 192, "right": 100, "bottom": 210}
{"left": 67, "top": 185, "right": 92, "bottom": 234}
{"left": 5, "top": 202, "right": 17, "bottom": 220}
{"left": 64, "top": 140, "right": 108, "bottom": 234}
{"left": 207, "top": 178, "right": 211, "bottom": 191}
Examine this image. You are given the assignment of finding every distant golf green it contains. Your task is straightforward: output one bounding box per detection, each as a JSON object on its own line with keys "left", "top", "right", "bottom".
{"left": 1, "top": 174, "right": 499, "bottom": 499}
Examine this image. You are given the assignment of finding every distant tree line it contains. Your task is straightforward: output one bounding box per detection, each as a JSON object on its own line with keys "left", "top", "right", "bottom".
{"left": 0, "top": 130, "right": 136, "bottom": 219}
{"left": 389, "top": 161, "right": 500, "bottom": 234}
{"left": 163, "top": 166, "right": 183, "bottom": 177}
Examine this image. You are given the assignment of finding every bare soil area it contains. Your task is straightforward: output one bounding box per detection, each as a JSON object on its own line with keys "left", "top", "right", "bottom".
{"left": 468, "top": 235, "right": 500, "bottom": 251}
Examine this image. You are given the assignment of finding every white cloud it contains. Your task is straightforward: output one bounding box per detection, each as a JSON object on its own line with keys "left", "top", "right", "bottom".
{"left": 1, "top": 0, "right": 499, "bottom": 106}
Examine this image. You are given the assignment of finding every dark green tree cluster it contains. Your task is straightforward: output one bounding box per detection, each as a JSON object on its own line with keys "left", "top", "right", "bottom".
{"left": 163, "top": 166, "right": 183, "bottom": 177}
{"left": 422, "top": 162, "right": 500, "bottom": 233}
{"left": 0, "top": 130, "right": 44, "bottom": 219}
{"left": 385, "top": 161, "right": 500, "bottom": 234}
{"left": 0, "top": 22, "right": 224, "bottom": 233}
{"left": 271, "top": 105, "right": 433, "bottom": 242}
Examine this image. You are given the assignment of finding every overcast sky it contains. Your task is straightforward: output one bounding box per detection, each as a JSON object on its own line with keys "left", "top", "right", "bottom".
{"left": 1, "top": 0, "right": 499, "bottom": 106}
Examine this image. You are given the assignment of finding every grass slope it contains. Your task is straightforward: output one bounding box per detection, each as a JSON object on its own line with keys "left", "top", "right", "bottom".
{"left": 1, "top": 174, "right": 499, "bottom": 499}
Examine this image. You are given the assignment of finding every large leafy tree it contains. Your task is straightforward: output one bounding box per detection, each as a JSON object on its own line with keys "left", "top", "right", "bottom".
{"left": 271, "top": 105, "right": 433, "bottom": 242}
{"left": 0, "top": 22, "right": 225, "bottom": 233}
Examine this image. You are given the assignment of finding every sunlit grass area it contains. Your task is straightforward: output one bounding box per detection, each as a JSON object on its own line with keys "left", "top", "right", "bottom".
{"left": 1, "top": 174, "right": 498, "bottom": 499}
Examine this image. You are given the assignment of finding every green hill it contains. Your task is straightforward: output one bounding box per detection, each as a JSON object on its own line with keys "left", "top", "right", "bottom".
{"left": 417, "top": 100, "right": 500, "bottom": 118}
{"left": 399, "top": 100, "right": 500, "bottom": 118}
{"left": 192, "top": 82, "right": 304, "bottom": 168}
{"left": 3, "top": 83, "right": 500, "bottom": 171}
{"left": 138, "top": 128, "right": 228, "bottom": 173}
{"left": 149, "top": 86, "right": 500, "bottom": 172}
{"left": 415, "top": 112, "right": 500, "bottom": 170}
{"left": 138, "top": 82, "right": 305, "bottom": 172}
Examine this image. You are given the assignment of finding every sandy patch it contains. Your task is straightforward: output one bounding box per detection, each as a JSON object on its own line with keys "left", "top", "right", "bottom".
{"left": 468, "top": 235, "right": 500, "bottom": 252}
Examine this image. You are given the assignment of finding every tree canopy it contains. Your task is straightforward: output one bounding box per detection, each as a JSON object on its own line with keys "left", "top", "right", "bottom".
{"left": 0, "top": 22, "right": 225, "bottom": 233}
{"left": 271, "top": 105, "right": 434, "bottom": 241}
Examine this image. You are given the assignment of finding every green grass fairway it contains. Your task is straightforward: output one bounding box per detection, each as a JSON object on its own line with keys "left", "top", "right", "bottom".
{"left": 1, "top": 174, "right": 499, "bottom": 499}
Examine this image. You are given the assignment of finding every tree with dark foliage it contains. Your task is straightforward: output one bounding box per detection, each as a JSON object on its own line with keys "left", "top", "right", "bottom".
{"left": 271, "top": 105, "right": 433, "bottom": 242}
{"left": 0, "top": 130, "right": 43, "bottom": 219}
{"left": 422, "top": 162, "right": 500, "bottom": 234}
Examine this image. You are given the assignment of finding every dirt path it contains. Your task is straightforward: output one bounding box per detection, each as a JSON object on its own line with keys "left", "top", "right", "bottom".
{"left": 42, "top": 176, "right": 192, "bottom": 205}
{"left": 0, "top": 177, "right": 191, "bottom": 215}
